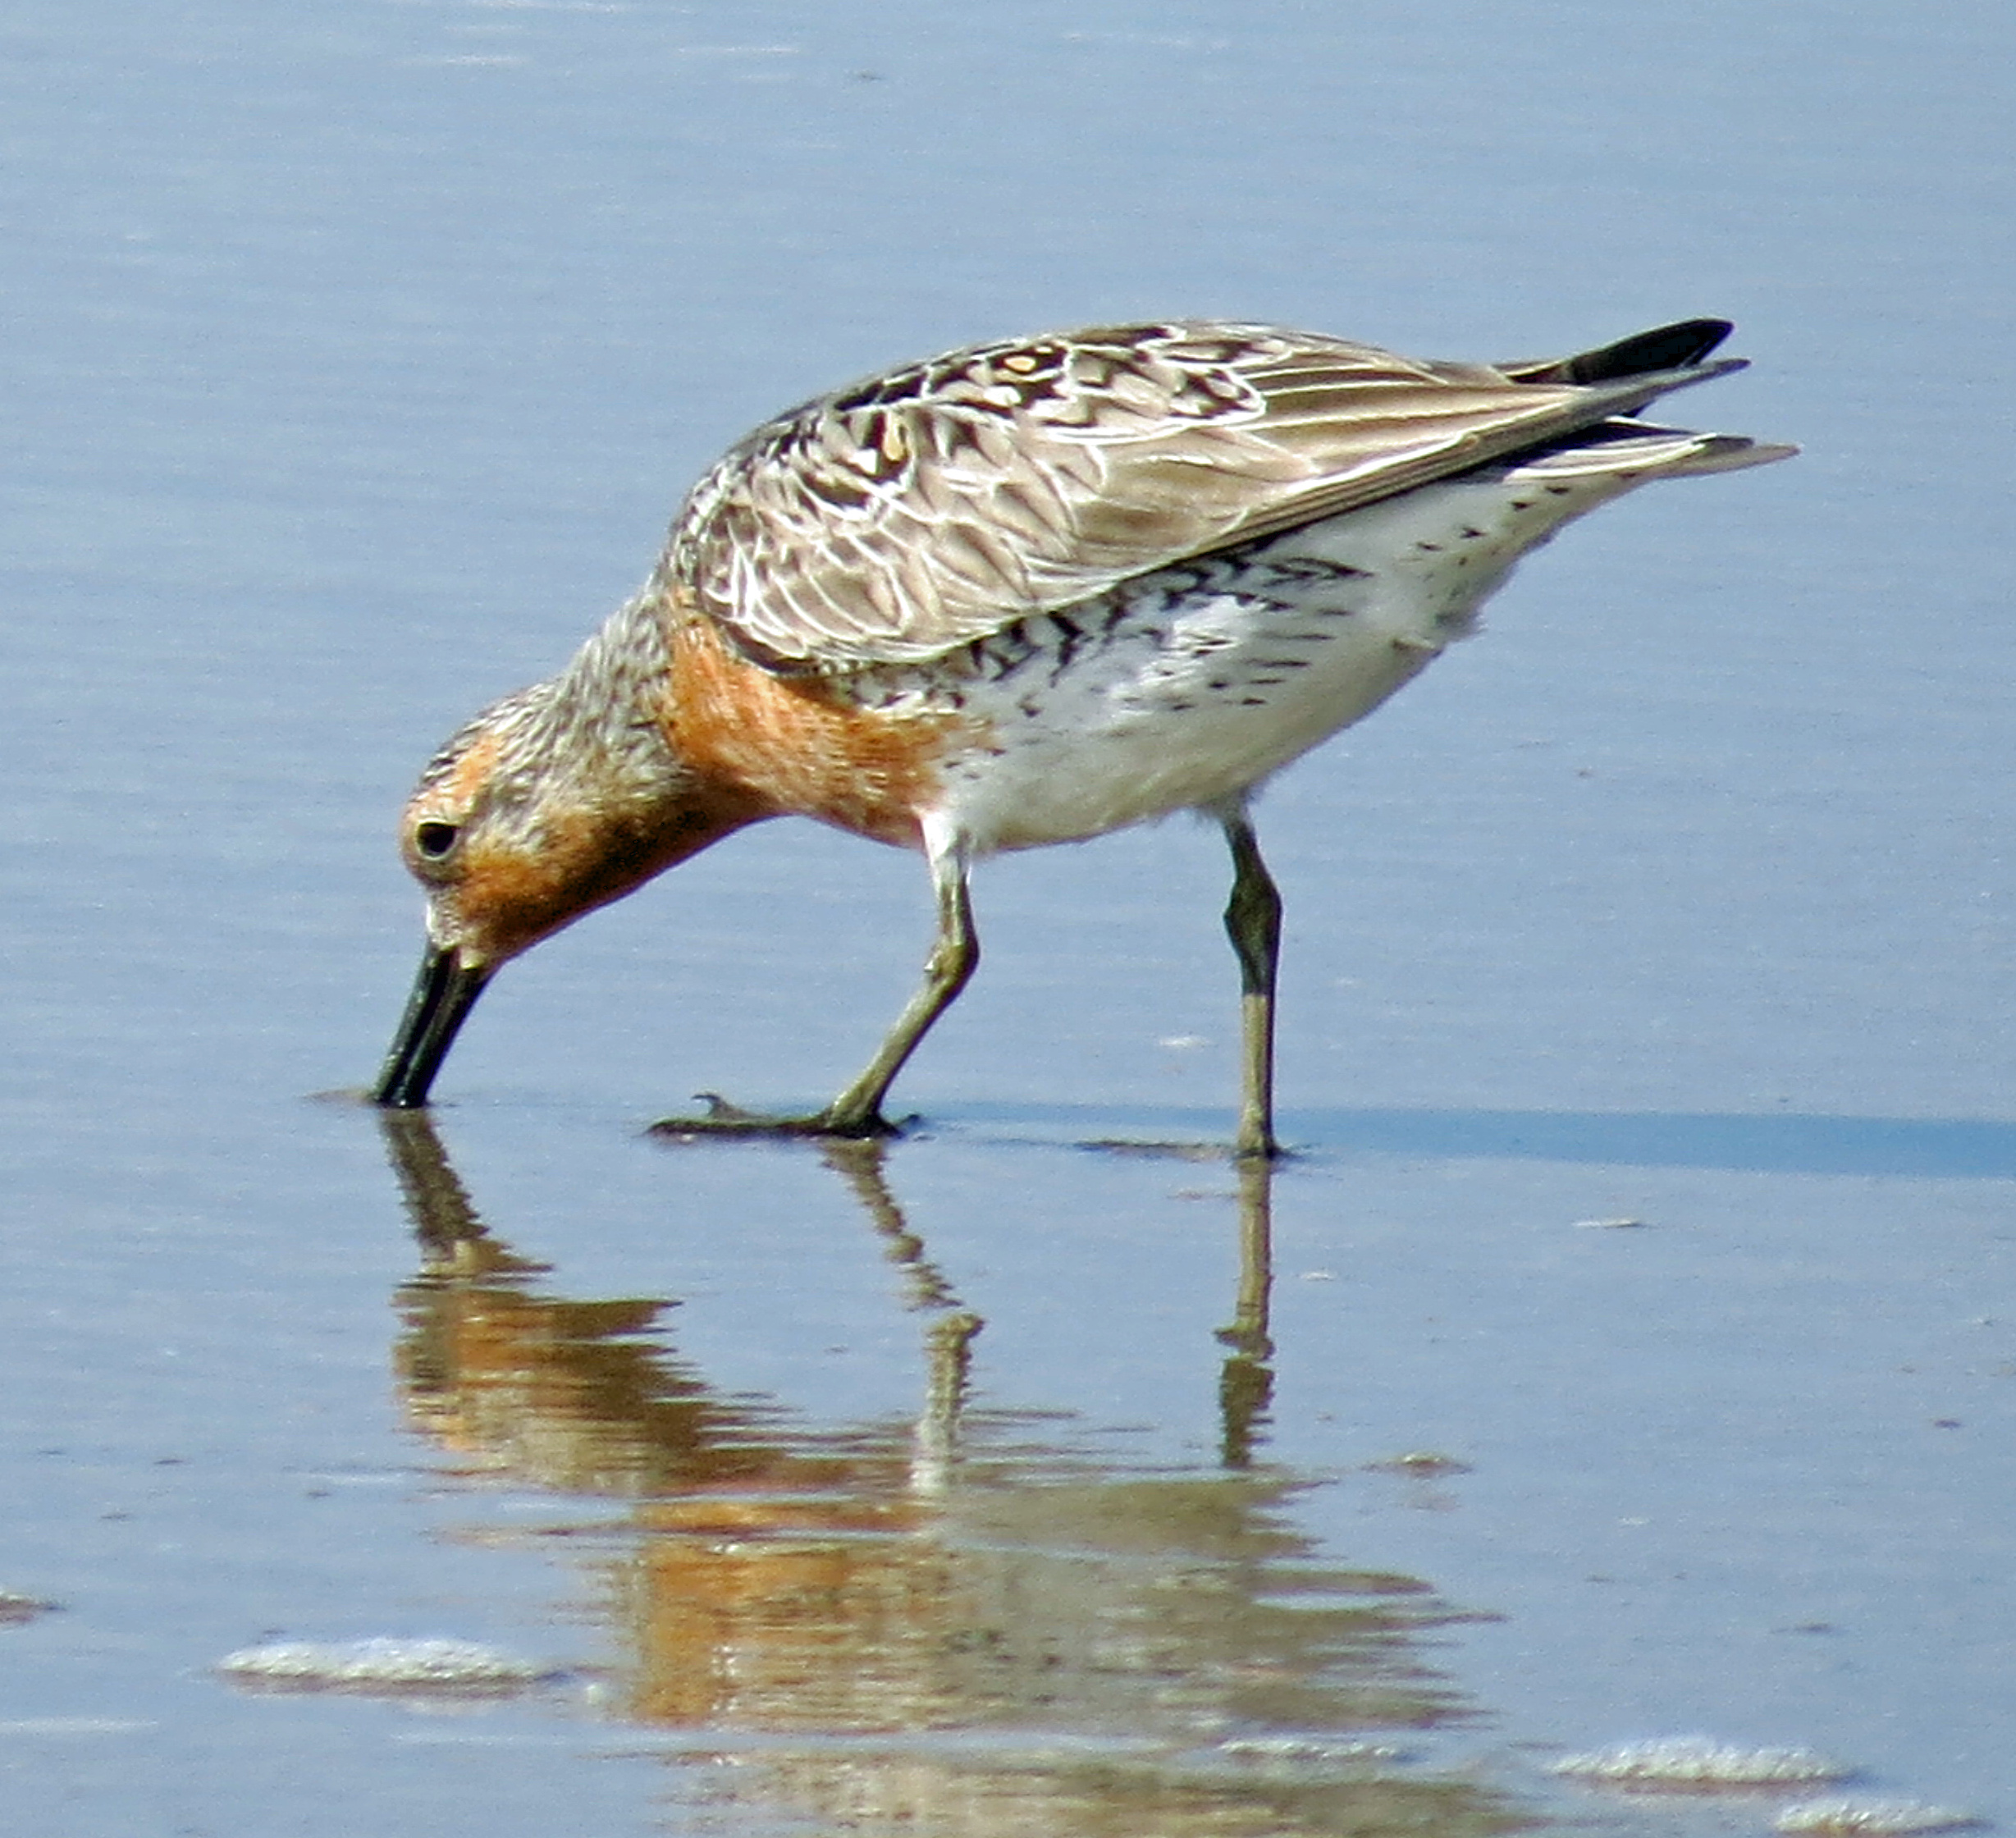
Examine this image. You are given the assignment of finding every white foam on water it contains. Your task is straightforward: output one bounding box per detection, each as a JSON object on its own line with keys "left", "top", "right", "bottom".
{"left": 1551, "top": 1736, "right": 1849, "bottom": 1786}
{"left": 216, "top": 1637, "right": 553, "bottom": 1694}
{"left": 1777, "top": 1798, "right": 1985, "bottom": 1835}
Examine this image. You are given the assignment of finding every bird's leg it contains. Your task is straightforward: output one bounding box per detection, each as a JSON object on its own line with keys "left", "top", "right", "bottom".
{"left": 651, "top": 841, "right": 976, "bottom": 1141}
{"left": 816, "top": 844, "right": 977, "bottom": 1137}
{"left": 1220, "top": 806, "right": 1283, "bottom": 1159}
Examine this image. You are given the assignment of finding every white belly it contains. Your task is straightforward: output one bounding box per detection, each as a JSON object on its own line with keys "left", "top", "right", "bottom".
{"left": 889, "top": 462, "right": 1614, "bottom": 854}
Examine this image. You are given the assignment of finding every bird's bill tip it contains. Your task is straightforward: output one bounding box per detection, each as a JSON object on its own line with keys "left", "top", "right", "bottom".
{"left": 371, "top": 943, "right": 493, "bottom": 1108}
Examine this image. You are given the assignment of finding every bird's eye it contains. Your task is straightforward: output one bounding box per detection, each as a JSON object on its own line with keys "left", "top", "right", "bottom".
{"left": 414, "top": 820, "right": 460, "bottom": 860}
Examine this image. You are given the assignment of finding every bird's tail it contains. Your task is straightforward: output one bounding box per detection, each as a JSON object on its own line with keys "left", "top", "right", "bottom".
{"left": 1508, "top": 421, "right": 1799, "bottom": 480}
{"left": 1488, "top": 319, "right": 1796, "bottom": 478}
{"left": 1504, "top": 318, "right": 1739, "bottom": 386}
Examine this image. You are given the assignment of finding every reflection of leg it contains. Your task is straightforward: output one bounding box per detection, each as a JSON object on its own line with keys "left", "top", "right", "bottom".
{"left": 1219, "top": 805, "right": 1282, "bottom": 1159}
{"left": 913, "top": 1309, "right": 984, "bottom": 1496}
{"left": 821, "top": 1139, "right": 959, "bottom": 1313}
{"left": 1215, "top": 1155, "right": 1276, "bottom": 1469}
{"left": 814, "top": 1138, "right": 984, "bottom": 1493}
{"left": 1218, "top": 1157, "right": 1275, "bottom": 1360}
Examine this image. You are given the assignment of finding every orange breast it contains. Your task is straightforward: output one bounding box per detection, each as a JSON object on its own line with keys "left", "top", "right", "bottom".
{"left": 663, "top": 610, "right": 971, "bottom": 848}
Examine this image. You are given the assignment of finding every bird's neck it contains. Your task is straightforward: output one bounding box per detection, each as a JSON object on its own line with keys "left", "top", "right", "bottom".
{"left": 528, "top": 588, "right": 688, "bottom": 815}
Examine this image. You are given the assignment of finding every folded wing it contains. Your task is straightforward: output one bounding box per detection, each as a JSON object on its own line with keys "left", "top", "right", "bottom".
{"left": 668, "top": 318, "right": 1748, "bottom": 670}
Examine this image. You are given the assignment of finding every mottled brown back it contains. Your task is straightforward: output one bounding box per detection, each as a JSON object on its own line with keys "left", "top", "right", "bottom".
{"left": 665, "top": 319, "right": 1740, "bottom": 670}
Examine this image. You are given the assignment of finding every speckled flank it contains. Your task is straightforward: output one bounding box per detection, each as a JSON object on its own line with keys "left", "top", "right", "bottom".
{"left": 839, "top": 440, "right": 1703, "bottom": 854}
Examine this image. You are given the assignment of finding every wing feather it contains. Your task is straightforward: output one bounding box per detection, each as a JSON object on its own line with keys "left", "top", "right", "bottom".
{"left": 666, "top": 320, "right": 1743, "bottom": 670}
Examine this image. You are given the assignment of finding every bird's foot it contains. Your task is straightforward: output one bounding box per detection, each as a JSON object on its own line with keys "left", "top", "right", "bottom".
{"left": 647, "top": 1093, "right": 906, "bottom": 1142}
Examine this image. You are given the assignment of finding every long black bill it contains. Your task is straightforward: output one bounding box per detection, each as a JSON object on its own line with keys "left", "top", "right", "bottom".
{"left": 372, "top": 944, "right": 493, "bottom": 1108}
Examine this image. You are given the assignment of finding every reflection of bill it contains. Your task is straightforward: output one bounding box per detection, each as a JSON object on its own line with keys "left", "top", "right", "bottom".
{"left": 379, "top": 1114, "right": 1522, "bottom": 1837}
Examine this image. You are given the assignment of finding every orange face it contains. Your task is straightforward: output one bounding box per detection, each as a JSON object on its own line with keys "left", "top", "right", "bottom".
{"left": 374, "top": 719, "right": 768, "bottom": 1109}
{"left": 400, "top": 765, "right": 764, "bottom": 970}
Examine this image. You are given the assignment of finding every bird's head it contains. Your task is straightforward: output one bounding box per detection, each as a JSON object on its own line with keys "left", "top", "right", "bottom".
{"left": 372, "top": 684, "right": 761, "bottom": 1107}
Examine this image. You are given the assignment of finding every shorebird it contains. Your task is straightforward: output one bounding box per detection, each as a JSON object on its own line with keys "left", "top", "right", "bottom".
{"left": 373, "top": 317, "right": 1790, "bottom": 1153}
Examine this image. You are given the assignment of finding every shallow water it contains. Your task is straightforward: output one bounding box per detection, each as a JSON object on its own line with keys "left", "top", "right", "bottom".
{"left": 4, "top": 0, "right": 2014, "bottom": 1832}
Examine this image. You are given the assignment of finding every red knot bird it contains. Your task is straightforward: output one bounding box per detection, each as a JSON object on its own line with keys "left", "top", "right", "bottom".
{"left": 373, "top": 317, "right": 1791, "bottom": 1153}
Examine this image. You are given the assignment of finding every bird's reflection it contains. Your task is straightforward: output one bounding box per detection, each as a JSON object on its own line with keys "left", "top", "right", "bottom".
{"left": 1216, "top": 1154, "right": 1277, "bottom": 1469}
{"left": 379, "top": 1113, "right": 1527, "bottom": 1838}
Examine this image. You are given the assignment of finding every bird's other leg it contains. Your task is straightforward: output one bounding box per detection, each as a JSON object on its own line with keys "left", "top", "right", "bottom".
{"left": 815, "top": 834, "right": 978, "bottom": 1138}
{"left": 1218, "top": 802, "right": 1282, "bottom": 1159}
